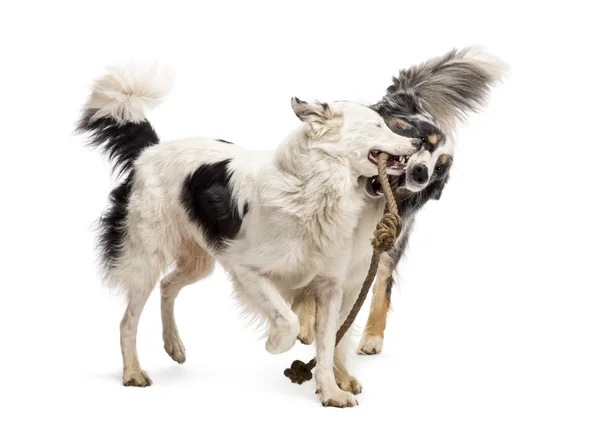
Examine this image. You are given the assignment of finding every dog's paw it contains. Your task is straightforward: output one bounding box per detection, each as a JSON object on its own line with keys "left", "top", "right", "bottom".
{"left": 123, "top": 369, "right": 152, "bottom": 387}
{"left": 318, "top": 387, "right": 358, "bottom": 408}
{"left": 266, "top": 319, "right": 300, "bottom": 354}
{"left": 164, "top": 333, "right": 186, "bottom": 364}
{"left": 357, "top": 333, "right": 383, "bottom": 355}
{"left": 297, "top": 323, "right": 315, "bottom": 345}
{"left": 336, "top": 376, "right": 363, "bottom": 395}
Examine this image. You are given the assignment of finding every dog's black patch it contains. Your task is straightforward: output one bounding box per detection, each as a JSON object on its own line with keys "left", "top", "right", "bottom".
{"left": 414, "top": 121, "right": 445, "bottom": 152}
{"left": 217, "top": 139, "right": 234, "bottom": 144}
{"left": 181, "top": 160, "right": 246, "bottom": 251}
{"left": 97, "top": 173, "right": 134, "bottom": 268}
{"left": 428, "top": 174, "right": 450, "bottom": 201}
{"left": 77, "top": 110, "right": 159, "bottom": 177}
{"left": 78, "top": 110, "right": 160, "bottom": 270}
{"left": 388, "top": 217, "right": 413, "bottom": 271}
{"left": 383, "top": 217, "right": 413, "bottom": 303}
{"left": 380, "top": 113, "right": 445, "bottom": 153}
{"left": 378, "top": 92, "right": 421, "bottom": 116}
{"left": 385, "top": 275, "right": 394, "bottom": 302}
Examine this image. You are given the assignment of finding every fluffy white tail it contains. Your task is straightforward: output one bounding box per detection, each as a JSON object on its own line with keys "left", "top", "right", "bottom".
{"left": 84, "top": 63, "right": 174, "bottom": 125}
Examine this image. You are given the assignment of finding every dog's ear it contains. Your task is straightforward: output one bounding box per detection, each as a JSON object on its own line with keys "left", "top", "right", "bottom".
{"left": 291, "top": 97, "right": 333, "bottom": 124}
{"left": 384, "top": 116, "right": 420, "bottom": 138}
{"left": 430, "top": 175, "right": 450, "bottom": 201}
{"left": 387, "top": 47, "right": 508, "bottom": 134}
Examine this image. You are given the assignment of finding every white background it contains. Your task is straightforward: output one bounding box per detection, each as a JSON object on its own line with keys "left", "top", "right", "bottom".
{"left": 1, "top": 1, "right": 598, "bottom": 424}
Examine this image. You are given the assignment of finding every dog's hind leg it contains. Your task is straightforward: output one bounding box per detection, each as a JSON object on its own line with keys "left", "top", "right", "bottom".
{"left": 291, "top": 289, "right": 316, "bottom": 345}
{"left": 116, "top": 233, "right": 169, "bottom": 386}
{"left": 121, "top": 287, "right": 154, "bottom": 387}
{"left": 160, "top": 240, "right": 215, "bottom": 364}
{"left": 118, "top": 255, "right": 163, "bottom": 387}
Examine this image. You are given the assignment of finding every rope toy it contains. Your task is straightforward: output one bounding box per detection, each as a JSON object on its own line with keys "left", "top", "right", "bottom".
{"left": 284, "top": 153, "right": 402, "bottom": 384}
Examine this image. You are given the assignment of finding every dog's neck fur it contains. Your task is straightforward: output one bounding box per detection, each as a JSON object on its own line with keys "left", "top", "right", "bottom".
{"left": 270, "top": 125, "right": 365, "bottom": 248}
{"left": 395, "top": 187, "right": 433, "bottom": 218}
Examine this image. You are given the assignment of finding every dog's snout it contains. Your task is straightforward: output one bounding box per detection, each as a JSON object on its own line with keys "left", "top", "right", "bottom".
{"left": 411, "top": 163, "right": 428, "bottom": 184}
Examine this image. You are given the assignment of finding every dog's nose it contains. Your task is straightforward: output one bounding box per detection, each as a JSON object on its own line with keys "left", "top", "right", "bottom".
{"left": 411, "top": 164, "right": 428, "bottom": 184}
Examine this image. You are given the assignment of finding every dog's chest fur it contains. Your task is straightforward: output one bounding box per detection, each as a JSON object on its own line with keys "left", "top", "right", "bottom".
{"left": 223, "top": 173, "right": 368, "bottom": 287}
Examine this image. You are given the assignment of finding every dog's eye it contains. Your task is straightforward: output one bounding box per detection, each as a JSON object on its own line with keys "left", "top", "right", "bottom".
{"left": 435, "top": 165, "right": 444, "bottom": 175}
{"left": 420, "top": 136, "right": 427, "bottom": 147}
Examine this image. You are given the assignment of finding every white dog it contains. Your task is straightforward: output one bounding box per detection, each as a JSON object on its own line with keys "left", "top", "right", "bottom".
{"left": 78, "top": 64, "right": 418, "bottom": 407}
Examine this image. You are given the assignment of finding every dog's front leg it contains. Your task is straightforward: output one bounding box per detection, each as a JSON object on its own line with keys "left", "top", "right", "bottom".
{"left": 314, "top": 275, "right": 357, "bottom": 408}
{"left": 233, "top": 267, "right": 300, "bottom": 354}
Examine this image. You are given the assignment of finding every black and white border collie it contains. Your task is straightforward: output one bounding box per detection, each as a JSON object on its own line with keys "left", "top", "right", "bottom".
{"left": 78, "top": 64, "right": 419, "bottom": 407}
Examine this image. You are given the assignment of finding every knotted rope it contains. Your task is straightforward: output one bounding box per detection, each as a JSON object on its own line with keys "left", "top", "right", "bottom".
{"left": 284, "top": 153, "right": 402, "bottom": 384}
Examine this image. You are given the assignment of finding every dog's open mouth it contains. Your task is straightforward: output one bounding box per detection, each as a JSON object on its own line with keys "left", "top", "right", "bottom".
{"left": 364, "top": 174, "right": 402, "bottom": 197}
{"left": 368, "top": 150, "right": 409, "bottom": 174}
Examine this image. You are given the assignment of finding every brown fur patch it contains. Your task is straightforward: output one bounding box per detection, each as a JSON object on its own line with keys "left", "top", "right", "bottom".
{"left": 175, "top": 239, "right": 215, "bottom": 277}
{"left": 363, "top": 270, "right": 392, "bottom": 337}
{"left": 292, "top": 292, "right": 317, "bottom": 345}
{"left": 386, "top": 117, "right": 411, "bottom": 131}
{"left": 428, "top": 133, "right": 439, "bottom": 145}
{"left": 438, "top": 154, "right": 450, "bottom": 164}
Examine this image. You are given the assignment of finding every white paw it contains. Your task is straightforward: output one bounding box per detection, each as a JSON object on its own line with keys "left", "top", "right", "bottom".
{"left": 337, "top": 376, "right": 363, "bottom": 395}
{"left": 266, "top": 318, "right": 300, "bottom": 354}
{"left": 123, "top": 369, "right": 152, "bottom": 387}
{"left": 358, "top": 333, "right": 383, "bottom": 355}
{"left": 317, "top": 386, "right": 358, "bottom": 408}
{"left": 164, "top": 332, "right": 186, "bottom": 364}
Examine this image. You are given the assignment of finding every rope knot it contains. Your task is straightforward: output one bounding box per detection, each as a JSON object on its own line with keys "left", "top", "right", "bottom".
{"left": 284, "top": 359, "right": 317, "bottom": 384}
{"left": 371, "top": 212, "right": 402, "bottom": 252}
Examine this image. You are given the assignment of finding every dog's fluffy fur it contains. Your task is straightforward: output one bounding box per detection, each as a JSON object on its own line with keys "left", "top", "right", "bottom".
{"left": 292, "top": 47, "right": 507, "bottom": 357}
{"left": 78, "top": 65, "right": 419, "bottom": 406}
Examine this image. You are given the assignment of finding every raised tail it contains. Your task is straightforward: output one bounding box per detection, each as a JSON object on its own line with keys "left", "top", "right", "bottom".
{"left": 77, "top": 64, "right": 173, "bottom": 273}
{"left": 77, "top": 63, "right": 173, "bottom": 176}
{"left": 385, "top": 46, "right": 508, "bottom": 134}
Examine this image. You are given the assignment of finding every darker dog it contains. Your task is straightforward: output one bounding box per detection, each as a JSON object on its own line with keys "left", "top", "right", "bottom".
{"left": 360, "top": 47, "right": 506, "bottom": 353}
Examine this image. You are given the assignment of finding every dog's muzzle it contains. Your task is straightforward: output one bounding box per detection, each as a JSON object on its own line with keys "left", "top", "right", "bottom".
{"left": 410, "top": 163, "right": 429, "bottom": 185}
